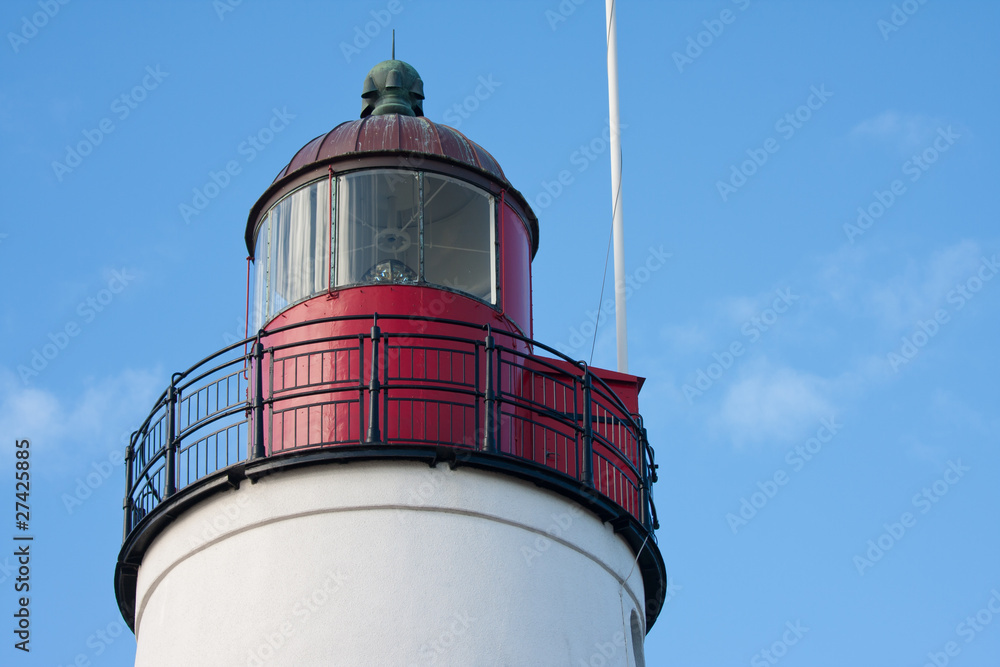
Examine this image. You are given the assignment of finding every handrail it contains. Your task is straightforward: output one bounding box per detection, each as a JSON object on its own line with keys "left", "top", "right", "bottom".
{"left": 122, "top": 313, "right": 659, "bottom": 541}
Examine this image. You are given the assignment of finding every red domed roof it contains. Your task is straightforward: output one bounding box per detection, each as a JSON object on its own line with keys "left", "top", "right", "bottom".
{"left": 273, "top": 114, "right": 507, "bottom": 184}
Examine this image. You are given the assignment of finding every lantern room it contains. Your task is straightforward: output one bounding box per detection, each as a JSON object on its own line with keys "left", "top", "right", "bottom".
{"left": 245, "top": 58, "right": 537, "bottom": 340}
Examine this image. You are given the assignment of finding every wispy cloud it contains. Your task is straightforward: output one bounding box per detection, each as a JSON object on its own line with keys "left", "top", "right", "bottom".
{"left": 650, "top": 239, "right": 992, "bottom": 450}
{"left": 849, "top": 111, "right": 942, "bottom": 153}
{"left": 818, "top": 239, "right": 983, "bottom": 332}
{"left": 712, "top": 360, "right": 836, "bottom": 446}
{"left": 0, "top": 366, "right": 162, "bottom": 474}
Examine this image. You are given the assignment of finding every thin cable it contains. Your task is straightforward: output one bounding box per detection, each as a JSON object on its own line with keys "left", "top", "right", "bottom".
{"left": 588, "top": 156, "right": 623, "bottom": 366}
{"left": 617, "top": 530, "right": 649, "bottom": 663}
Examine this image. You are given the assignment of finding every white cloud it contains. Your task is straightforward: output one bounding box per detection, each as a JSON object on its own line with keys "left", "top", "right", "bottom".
{"left": 658, "top": 322, "right": 709, "bottom": 352}
{"left": 0, "top": 366, "right": 163, "bottom": 475}
{"left": 849, "top": 111, "right": 941, "bottom": 153}
{"left": 713, "top": 361, "right": 836, "bottom": 447}
{"left": 865, "top": 240, "right": 981, "bottom": 331}
{"left": 817, "top": 239, "right": 984, "bottom": 332}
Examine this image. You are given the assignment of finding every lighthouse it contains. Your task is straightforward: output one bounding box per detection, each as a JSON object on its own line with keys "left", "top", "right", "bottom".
{"left": 115, "top": 59, "right": 666, "bottom": 665}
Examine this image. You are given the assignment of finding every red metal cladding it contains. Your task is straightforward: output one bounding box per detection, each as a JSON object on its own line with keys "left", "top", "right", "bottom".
{"left": 273, "top": 115, "right": 506, "bottom": 184}
{"left": 252, "top": 285, "right": 646, "bottom": 516}
{"left": 257, "top": 285, "right": 523, "bottom": 454}
{"left": 501, "top": 202, "right": 533, "bottom": 338}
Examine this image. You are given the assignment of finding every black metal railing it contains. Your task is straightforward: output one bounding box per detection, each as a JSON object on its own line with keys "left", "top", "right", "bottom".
{"left": 122, "top": 314, "right": 659, "bottom": 540}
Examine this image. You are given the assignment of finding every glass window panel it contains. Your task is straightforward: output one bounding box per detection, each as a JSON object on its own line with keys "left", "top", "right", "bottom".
{"left": 251, "top": 217, "right": 268, "bottom": 332}
{"left": 336, "top": 171, "right": 420, "bottom": 287}
{"left": 423, "top": 174, "right": 494, "bottom": 303}
{"left": 266, "top": 179, "right": 330, "bottom": 320}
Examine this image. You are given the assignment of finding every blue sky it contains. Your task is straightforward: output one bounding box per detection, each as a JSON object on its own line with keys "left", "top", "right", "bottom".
{"left": 2, "top": 1, "right": 998, "bottom": 665}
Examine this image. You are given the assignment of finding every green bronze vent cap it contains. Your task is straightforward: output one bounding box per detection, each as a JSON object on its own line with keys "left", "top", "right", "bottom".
{"left": 361, "top": 59, "right": 425, "bottom": 118}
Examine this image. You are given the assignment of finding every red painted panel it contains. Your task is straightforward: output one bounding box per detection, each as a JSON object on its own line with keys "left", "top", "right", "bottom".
{"left": 247, "top": 284, "right": 647, "bottom": 524}
{"left": 500, "top": 202, "right": 532, "bottom": 337}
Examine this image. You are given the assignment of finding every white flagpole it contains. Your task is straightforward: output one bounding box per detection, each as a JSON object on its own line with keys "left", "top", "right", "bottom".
{"left": 605, "top": 0, "right": 629, "bottom": 373}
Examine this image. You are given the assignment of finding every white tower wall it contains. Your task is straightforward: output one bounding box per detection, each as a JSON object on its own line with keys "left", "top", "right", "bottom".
{"left": 132, "top": 461, "right": 647, "bottom": 666}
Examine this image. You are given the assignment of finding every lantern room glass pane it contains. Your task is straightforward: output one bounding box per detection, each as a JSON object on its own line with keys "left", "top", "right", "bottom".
{"left": 423, "top": 174, "right": 494, "bottom": 303}
{"left": 336, "top": 171, "right": 420, "bottom": 287}
{"left": 267, "top": 179, "right": 330, "bottom": 318}
{"left": 251, "top": 219, "right": 269, "bottom": 332}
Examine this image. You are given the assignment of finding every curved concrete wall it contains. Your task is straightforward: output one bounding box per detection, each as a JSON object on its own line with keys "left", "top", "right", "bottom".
{"left": 133, "top": 461, "right": 646, "bottom": 666}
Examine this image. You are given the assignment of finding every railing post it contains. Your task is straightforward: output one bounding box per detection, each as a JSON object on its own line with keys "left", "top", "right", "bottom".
{"left": 582, "top": 369, "right": 594, "bottom": 488}
{"left": 164, "top": 380, "right": 177, "bottom": 498}
{"left": 366, "top": 316, "right": 382, "bottom": 444}
{"left": 482, "top": 329, "right": 497, "bottom": 453}
{"left": 644, "top": 426, "right": 659, "bottom": 530}
{"left": 252, "top": 340, "right": 266, "bottom": 459}
{"left": 638, "top": 426, "right": 649, "bottom": 530}
{"left": 123, "top": 432, "right": 136, "bottom": 540}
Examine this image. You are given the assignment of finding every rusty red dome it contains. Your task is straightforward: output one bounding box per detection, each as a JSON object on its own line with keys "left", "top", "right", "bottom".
{"left": 273, "top": 114, "right": 507, "bottom": 184}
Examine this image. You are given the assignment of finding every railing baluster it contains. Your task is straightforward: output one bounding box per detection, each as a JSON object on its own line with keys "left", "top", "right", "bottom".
{"left": 252, "top": 340, "right": 266, "bottom": 459}
{"left": 164, "top": 380, "right": 178, "bottom": 498}
{"left": 483, "top": 329, "right": 497, "bottom": 453}
{"left": 639, "top": 425, "right": 650, "bottom": 531}
{"left": 572, "top": 376, "right": 579, "bottom": 478}
{"left": 582, "top": 369, "right": 594, "bottom": 488}
{"left": 357, "top": 333, "right": 365, "bottom": 444}
{"left": 474, "top": 343, "right": 480, "bottom": 449}
{"left": 366, "top": 315, "right": 381, "bottom": 444}
{"left": 123, "top": 432, "right": 136, "bottom": 539}
{"left": 382, "top": 330, "right": 389, "bottom": 444}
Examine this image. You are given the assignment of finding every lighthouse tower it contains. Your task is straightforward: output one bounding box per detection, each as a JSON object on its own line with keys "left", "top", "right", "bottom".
{"left": 115, "top": 60, "right": 665, "bottom": 666}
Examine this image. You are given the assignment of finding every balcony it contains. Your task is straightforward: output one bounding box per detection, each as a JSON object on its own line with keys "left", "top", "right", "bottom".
{"left": 119, "top": 314, "right": 660, "bottom": 598}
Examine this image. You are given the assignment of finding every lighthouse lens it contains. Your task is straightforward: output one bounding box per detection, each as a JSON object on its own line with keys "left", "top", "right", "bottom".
{"left": 362, "top": 259, "right": 418, "bottom": 284}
